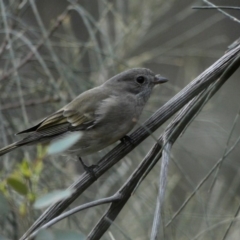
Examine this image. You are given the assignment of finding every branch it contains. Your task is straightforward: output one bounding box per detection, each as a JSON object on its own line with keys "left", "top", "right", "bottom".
{"left": 201, "top": 0, "right": 240, "bottom": 24}
{"left": 86, "top": 52, "right": 240, "bottom": 238}
{"left": 192, "top": 6, "right": 240, "bottom": 10}
{"left": 20, "top": 42, "right": 240, "bottom": 240}
{"left": 165, "top": 53, "right": 240, "bottom": 228}
{"left": 87, "top": 137, "right": 164, "bottom": 239}
{"left": 27, "top": 194, "right": 121, "bottom": 239}
{"left": 151, "top": 141, "right": 171, "bottom": 240}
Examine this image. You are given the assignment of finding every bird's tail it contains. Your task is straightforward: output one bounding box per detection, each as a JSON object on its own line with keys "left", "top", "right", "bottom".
{"left": 0, "top": 143, "right": 19, "bottom": 156}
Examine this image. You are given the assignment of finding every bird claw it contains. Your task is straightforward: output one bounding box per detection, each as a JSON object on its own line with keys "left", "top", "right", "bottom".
{"left": 78, "top": 157, "right": 97, "bottom": 179}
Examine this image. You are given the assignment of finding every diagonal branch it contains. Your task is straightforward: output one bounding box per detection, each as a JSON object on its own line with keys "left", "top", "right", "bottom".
{"left": 86, "top": 51, "right": 240, "bottom": 239}
{"left": 20, "top": 42, "right": 240, "bottom": 240}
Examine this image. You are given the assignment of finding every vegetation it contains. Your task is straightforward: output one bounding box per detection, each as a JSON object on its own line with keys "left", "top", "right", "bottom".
{"left": 0, "top": 0, "right": 240, "bottom": 239}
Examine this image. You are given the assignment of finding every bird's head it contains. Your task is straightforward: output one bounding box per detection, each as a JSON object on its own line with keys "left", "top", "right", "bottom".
{"left": 104, "top": 68, "right": 168, "bottom": 101}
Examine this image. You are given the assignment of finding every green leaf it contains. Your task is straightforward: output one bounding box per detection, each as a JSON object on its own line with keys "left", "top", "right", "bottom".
{"left": 36, "top": 229, "right": 54, "bottom": 240}
{"left": 53, "top": 230, "right": 85, "bottom": 240}
{"left": 47, "top": 132, "right": 82, "bottom": 155}
{"left": 6, "top": 177, "right": 28, "bottom": 195}
{"left": 34, "top": 160, "right": 43, "bottom": 176}
{"left": 19, "top": 160, "right": 32, "bottom": 178}
{"left": 33, "top": 189, "right": 74, "bottom": 209}
{"left": 0, "top": 192, "right": 9, "bottom": 219}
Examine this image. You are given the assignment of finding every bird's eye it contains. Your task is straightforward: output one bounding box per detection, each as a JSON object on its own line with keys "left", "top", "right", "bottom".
{"left": 136, "top": 76, "right": 145, "bottom": 84}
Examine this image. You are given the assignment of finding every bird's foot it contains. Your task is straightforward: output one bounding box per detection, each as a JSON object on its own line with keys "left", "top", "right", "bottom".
{"left": 120, "top": 135, "right": 133, "bottom": 144}
{"left": 78, "top": 157, "right": 98, "bottom": 180}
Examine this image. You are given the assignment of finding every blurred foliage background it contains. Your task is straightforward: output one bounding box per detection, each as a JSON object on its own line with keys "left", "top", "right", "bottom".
{"left": 0, "top": 0, "right": 240, "bottom": 239}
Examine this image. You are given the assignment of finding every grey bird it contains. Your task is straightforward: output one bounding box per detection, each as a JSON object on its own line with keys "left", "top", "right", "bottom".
{"left": 0, "top": 68, "right": 167, "bottom": 170}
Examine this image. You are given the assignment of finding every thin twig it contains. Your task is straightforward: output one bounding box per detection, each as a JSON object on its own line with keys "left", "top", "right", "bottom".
{"left": 151, "top": 141, "right": 172, "bottom": 240}
{"left": 0, "top": 0, "right": 29, "bottom": 125}
{"left": 209, "top": 105, "right": 240, "bottom": 191}
{"left": 27, "top": 194, "right": 121, "bottom": 240}
{"left": 29, "top": 0, "right": 75, "bottom": 97}
{"left": 166, "top": 134, "right": 240, "bottom": 228}
{"left": 191, "top": 217, "right": 240, "bottom": 240}
{"left": 193, "top": 6, "right": 240, "bottom": 10}
{"left": 202, "top": 0, "right": 240, "bottom": 24}
{"left": 164, "top": 52, "right": 240, "bottom": 227}
{"left": 222, "top": 202, "right": 240, "bottom": 240}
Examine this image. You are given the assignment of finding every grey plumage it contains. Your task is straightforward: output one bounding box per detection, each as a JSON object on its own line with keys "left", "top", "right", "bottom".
{"left": 0, "top": 68, "right": 168, "bottom": 157}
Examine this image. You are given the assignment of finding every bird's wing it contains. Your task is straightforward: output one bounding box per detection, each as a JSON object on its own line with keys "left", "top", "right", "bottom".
{"left": 16, "top": 86, "right": 110, "bottom": 138}
{"left": 16, "top": 109, "right": 95, "bottom": 138}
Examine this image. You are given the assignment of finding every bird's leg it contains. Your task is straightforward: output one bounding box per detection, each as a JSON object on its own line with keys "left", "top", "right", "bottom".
{"left": 120, "top": 135, "right": 133, "bottom": 144}
{"left": 78, "top": 157, "right": 97, "bottom": 179}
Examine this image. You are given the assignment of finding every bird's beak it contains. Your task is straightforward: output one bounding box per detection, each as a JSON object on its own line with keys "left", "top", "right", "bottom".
{"left": 153, "top": 75, "right": 168, "bottom": 84}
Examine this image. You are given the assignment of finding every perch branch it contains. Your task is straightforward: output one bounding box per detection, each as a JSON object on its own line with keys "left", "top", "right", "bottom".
{"left": 20, "top": 42, "right": 240, "bottom": 240}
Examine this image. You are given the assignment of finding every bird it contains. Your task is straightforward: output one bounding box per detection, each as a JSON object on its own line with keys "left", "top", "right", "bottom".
{"left": 0, "top": 68, "right": 168, "bottom": 171}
